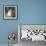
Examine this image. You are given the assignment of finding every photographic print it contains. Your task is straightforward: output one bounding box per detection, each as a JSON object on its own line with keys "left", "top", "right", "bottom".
{"left": 3, "top": 5, "right": 17, "bottom": 19}
{"left": 18, "top": 24, "right": 46, "bottom": 41}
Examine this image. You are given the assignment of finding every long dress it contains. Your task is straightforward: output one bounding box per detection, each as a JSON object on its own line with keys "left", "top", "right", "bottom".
{"left": 6, "top": 9, "right": 12, "bottom": 17}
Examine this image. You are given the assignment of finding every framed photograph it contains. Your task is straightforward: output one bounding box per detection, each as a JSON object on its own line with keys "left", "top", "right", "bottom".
{"left": 18, "top": 24, "right": 46, "bottom": 41}
{"left": 3, "top": 5, "right": 17, "bottom": 20}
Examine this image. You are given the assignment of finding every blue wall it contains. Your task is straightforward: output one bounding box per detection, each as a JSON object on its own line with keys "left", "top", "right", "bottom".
{"left": 0, "top": 0, "right": 46, "bottom": 44}
{"left": 0, "top": 0, "right": 19, "bottom": 44}
{"left": 20, "top": 0, "right": 46, "bottom": 24}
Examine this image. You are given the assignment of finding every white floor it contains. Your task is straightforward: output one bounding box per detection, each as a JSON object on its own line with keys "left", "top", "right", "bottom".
{"left": 0, "top": 44, "right": 18, "bottom": 46}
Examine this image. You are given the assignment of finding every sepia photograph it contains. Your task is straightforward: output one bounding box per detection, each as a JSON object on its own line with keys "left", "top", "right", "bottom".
{"left": 3, "top": 5, "right": 17, "bottom": 19}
